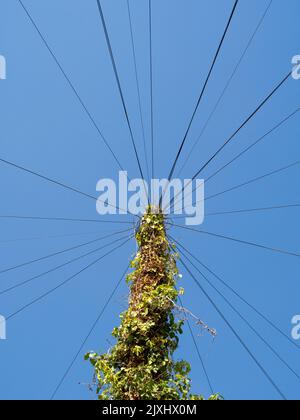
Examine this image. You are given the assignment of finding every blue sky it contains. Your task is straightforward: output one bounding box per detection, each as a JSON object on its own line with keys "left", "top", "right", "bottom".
{"left": 0, "top": 0, "right": 299, "bottom": 400}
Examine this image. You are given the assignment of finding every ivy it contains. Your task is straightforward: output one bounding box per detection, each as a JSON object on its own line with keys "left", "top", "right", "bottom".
{"left": 86, "top": 208, "right": 220, "bottom": 401}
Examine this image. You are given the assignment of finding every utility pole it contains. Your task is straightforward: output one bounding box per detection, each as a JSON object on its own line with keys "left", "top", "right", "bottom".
{"left": 86, "top": 207, "right": 216, "bottom": 400}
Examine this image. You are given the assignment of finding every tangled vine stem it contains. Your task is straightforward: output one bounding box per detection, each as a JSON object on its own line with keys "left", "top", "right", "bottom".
{"left": 167, "top": 297, "right": 217, "bottom": 339}
{"left": 86, "top": 207, "right": 220, "bottom": 400}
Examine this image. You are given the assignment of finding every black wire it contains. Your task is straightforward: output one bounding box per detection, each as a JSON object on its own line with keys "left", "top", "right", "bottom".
{"left": 179, "top": 256, "right": 287, "bottom": 400}
{"left": 172, "top": 203, "right": 300, "bottom": 221}
{"left": 202, "top": 107, "right": 299, "bottom": 184}
{"left": 206, "top": 204, "right": 300, "bottom": 217}
{"left": 0, "top": 156, "right": 136, "bottom": 216}
{"left": 203, "top": 107, "right": 299, "bottom": 183}
{"left": 50, "top": 263, "right": 130, "bottom": 400}
{"left": 6, "top": 237, "right": 132, "bottom": 323}
{"left": 169, "top": 162, "right": 300, "bottom": 219}
{"left": 0, "top": 233, "right": 132, "bottom": 296}
{"left": 178, "top": 295, "right": 214, "bottom": 395}
{"left": 169, "top": 108, "right": 300, "bottom": 213}
{"left": 165, "top": 0, "right": 239, "bottom": 187}
{"left": 127, "top": 0, "right": 151, "bottom": 185}
{"left": 96, "top": 0, "right": 147, "bottom": 195}
{"left": 0, "top": 228, "right": 131, "bottom": 276}
{"left": 182, "top": 251, "right": 300, "bottom": 383}
{"left": 177, "top": 0, "right": 273, "bottom": 177}
{"left": 171, "top": 223, "right": 300, "bottom": 259}
{"left": 17, "top": 0, "right": 141, "bottom": 216}
{"left": 149, "top": 0, "right": 154, "bottom": 181}
{"left": 0, "top": 230, "right": 112, "bottom": 245}
{"left": 167, "top": 71, "right": 292, "bottom": 213}
{"left": 175, "top": 241, "right": 300, "bottom": 382}
{"left": 0, "top": 156, "right": 96, "bottom": 200}
{"left": 191, "top": 72, "right": 291, "bottom": 180}
{"left": 0, "top": 215, "right": 133, "bottom": 224}
{"left": 171, "top": 237, "right": 300, "bottom": 352}
{"left": 171, "top": 157, "right": 300, "bottom": 219}
{"left": 205, "top": 160, "right": 300, "bottom": 203}
{"left": 17, "top": 0, "right": 125, "bottom": 173}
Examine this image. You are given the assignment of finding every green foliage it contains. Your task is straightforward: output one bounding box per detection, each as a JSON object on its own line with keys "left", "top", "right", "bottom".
{"left": 86, "top": 208, "right": 220, "bottom": 400}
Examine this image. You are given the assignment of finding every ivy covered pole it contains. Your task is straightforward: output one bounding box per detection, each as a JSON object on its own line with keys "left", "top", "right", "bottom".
{"left": 86, "top": 208, "right": 215, "bottom": 400}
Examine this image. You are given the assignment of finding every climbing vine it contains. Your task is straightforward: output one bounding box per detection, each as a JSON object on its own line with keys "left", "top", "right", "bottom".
{"left": 86, "top": 208, "right": 220, "bottom": 400}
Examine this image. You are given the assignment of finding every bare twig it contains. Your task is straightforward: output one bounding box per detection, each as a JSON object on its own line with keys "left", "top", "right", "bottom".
{"left": 167, "top": 297, "right": 217, "bottom": 338}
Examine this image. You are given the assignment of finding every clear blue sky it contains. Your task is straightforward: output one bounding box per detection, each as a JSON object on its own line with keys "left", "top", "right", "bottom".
{"left": 0, "top": 0, "right": 299, "bottom": 400}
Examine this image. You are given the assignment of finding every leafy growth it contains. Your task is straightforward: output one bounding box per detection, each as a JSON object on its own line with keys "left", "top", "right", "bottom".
{"left": 86, "top": 208, "right": 220, "bottom": 400}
